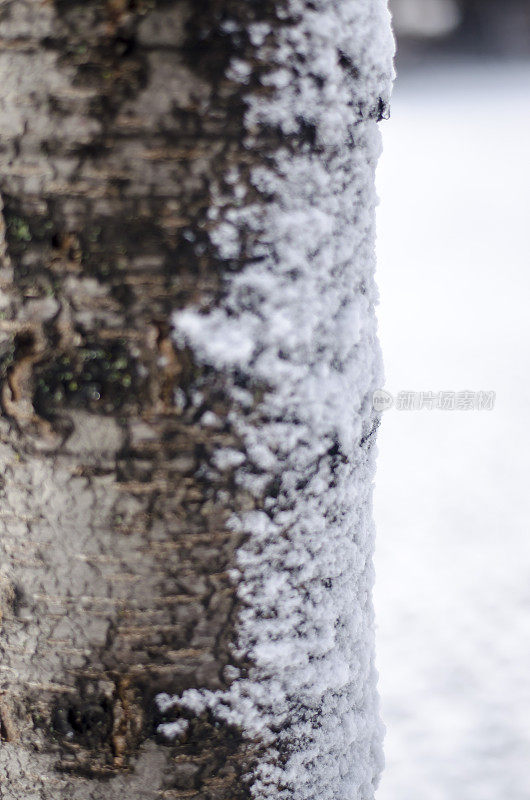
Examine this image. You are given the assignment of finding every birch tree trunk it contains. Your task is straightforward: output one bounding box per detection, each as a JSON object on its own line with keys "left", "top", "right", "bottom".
{"left": 0, "top": 1, "right": 393, "bottom": 798}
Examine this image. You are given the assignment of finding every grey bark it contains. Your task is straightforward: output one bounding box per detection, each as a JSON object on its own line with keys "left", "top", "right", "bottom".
{"left": 0, "top": 2, "right": 263, "bottom": 797}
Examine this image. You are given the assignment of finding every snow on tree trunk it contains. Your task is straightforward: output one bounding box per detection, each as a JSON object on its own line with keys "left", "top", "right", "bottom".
{"left": 0, "top": 2, "right": 393, "bottom": 799}
{"left": 172, "top": 3, "right": 394, "bottom": 798}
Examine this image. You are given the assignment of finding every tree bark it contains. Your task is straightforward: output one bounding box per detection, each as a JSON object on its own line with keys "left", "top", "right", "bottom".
{"left": 0, "top": 1, "right": 393, "bottom": 798}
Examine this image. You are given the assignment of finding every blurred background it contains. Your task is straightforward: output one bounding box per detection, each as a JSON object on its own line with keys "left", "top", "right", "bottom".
{"left": 374, "top": 1, "right": 530, "bottom": 799}
{"left": 391, "top": 0, "right": 530, "bottom": 59}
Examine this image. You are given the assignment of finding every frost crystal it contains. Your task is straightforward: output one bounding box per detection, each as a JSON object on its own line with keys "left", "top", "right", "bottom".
{"left": 172, "top": 1, "right": 394, "bottom": 797}
{"left": 157, "top": 719, "right": 189, "bottom": 741}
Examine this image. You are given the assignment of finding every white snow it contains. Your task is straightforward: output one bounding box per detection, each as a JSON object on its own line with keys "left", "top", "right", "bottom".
{"left": 157, "top": 719, "right": 189, "bottom": 740}
{"left": 171, "top": 1, "right": 394, "bottom": 798}
{"left": 375, "top": 61, "right": 530, "bottom": 800}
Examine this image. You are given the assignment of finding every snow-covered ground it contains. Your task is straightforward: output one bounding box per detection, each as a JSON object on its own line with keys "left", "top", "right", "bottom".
{"left": 374, "top": 61, "right": 530, "bottom": 800}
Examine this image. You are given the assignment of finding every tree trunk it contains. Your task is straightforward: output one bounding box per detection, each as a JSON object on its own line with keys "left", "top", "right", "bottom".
{"left": 0, "top": 1, "right": 393, "bottom": 798}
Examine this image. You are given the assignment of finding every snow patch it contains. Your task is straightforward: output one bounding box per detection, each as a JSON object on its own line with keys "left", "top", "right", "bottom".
{"left": 172, "top": 2, "right": 394, "bottom": 798}
{"left": 157, "top": 719, "right": 189, "bottom": 741}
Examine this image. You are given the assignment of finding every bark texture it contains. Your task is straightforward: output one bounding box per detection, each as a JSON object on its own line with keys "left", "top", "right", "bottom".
{"left": 0, "top": 1, "right": 392, "bottom": 798}
{"left": 0, "top": 1, "right": 266, "bottom": 797}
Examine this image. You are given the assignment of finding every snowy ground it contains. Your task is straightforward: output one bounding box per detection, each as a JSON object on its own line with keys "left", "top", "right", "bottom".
{"left": 374, "top": 61, "right": 530, "bottom": 800}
